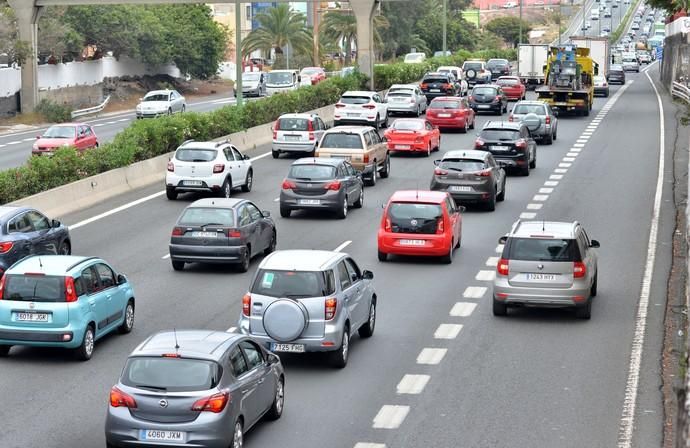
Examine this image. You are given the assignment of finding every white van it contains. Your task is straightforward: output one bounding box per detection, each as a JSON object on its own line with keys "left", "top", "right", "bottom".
{"left": 266, "top": 70, "right": 301, "bottom": 96}
{"left": 403, "top": 52, "right": 426, "bottom": 64}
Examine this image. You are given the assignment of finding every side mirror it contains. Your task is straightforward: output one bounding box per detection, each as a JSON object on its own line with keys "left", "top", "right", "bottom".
{"left": 382, "top": 137, "right": 388, "bottom": 143}
{"left": 362, "top": 270, "right": 374, "bottom": 280}
{"left": 117, "top": 274, "right": 127, "bottom": 285}
{"left": 244, "top": 154, "right": 250, "bottom": 160}
{"left": 262, "top": 210, "right": 271, "bottom": 218}
{"left": 433, "top": 160, "right": 441, "bottom": 166}
{"left": 498, "top": 235, "right": 508, "bottom": 244}
{"left": 590, "top": 239, "right": 601, "bottom": 248}
{"left": 268, "top": 353, "right": 281, "bottom": 364}
{"left": 351, "top": 273, "right": 358, "bottom": 282}
{"left": 51, "top": 219, "right": 61, "bottom": 228}
{"left": 36, "top": 135, "right": 41, "bottom": 139}
{"left": 458, "top": 206, "right": 467, "bottom": 213}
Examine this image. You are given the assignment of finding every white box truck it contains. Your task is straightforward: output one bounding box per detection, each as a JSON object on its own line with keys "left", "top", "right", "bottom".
{"left": 518, "top": 44, "right": 549, "bottom": 88}
{"left": 569, "top": 36, "right": 610, "bottom": 78}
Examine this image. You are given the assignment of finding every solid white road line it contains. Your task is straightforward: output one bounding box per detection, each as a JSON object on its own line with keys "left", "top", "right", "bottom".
{"left": 397, "top": 374, "right": 430, "bottom": 395}
{"left": 372, "top": 405, "right": 410, "bottom": 429}
{"left": 93, "top": 123, "right": 104, "bottom": 127}
{"left": 463, "top": 286, "right": 487, "bottom": 299}
{"left": 416, "top": 348, "right": 447, "bottom": 365}
{"left": 434, "top": 323, "right": 463, "bottom": 339}
{"left": 450, "top": 302, "right": 478, "bottom": 317}
{"left": 71, "top": 190, "right": 166, "bottom": 230}
{"left": 617, "top": 70, "right": 666, "bottom": 448}
{"left": 226, "top": 327, "right": 237, "bottom": 333}
{"left": 485, "top": 256, "right": 499, "bottom": 267}
{"left": 334, "top": 240, "right": 352, "bottom": 252}
{"left": 520, "top": 212, "right": 537, "bottom": 219}
{"left": 354, "top": 443, "right": 386, "bottom": 448}
{"left": 475, "top": 270, "right": 495, "bottom": 281}
{"left": 117, "top": 118, "right": 129, "bottom": 122}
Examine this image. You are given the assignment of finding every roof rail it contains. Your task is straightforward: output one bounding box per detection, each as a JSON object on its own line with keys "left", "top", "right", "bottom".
{"left": 509, "top": 219, "right": 522, "bottom": 235}
{"left": 215, "top": 139, "right": 231, "bottom": 147}
{"left": 180, "top": 139, "right": 195, "bottom": 147}
{"left": 66, "top": 256, "right": 100, "bottom": 272}
{"left": 571, "top": 221, "right": 581, "bottom": 234}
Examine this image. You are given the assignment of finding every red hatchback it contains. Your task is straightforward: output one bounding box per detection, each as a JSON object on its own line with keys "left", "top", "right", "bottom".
{"left": 32, "top": 123, "right": 98, "bottom": 156}
{"left": 425, "top": 97, "right": 475, "bottom": 133}
{"left": 496, "top": 76, "right": 526, "bottom": 101}
{"left": 377, "top": 190, "right": 463, "bottom": 263}
{"left": 384, "top": 118, "right": 441, "bottom": 156}
{"left": 300, "top": 67, "right": 326, "bottom": 85}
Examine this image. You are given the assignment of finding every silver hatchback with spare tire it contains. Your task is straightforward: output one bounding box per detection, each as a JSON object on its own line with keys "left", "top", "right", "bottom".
{"left": 238, "top": 250, "right": 377, "bottom": 368}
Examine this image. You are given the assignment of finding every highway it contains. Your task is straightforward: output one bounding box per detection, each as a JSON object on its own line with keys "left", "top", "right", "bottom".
{"left": 0, "top": 61, "right": 673, "bottom": 447}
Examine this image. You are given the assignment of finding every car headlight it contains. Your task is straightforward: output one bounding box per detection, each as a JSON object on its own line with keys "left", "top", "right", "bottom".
{"left": 32, "top": 143, "right": 38, "bottom": 150}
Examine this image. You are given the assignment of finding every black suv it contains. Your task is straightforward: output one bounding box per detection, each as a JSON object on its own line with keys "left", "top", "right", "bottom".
{"left": 469, "top": 85, "right": 508, "bottom": 115}
{"left": 420, "top": 72, "right": 458, "bottom": 101}
{"left": 487, "top": 59, "right": 511, "bottom": 80}
{"left": 474, "top": 121, "right": 537, "bottom": 176}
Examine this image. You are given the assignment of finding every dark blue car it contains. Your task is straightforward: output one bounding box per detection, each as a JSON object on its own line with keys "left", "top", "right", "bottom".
{"left": 0, "top": 206, "right": 71, "bottom": 274}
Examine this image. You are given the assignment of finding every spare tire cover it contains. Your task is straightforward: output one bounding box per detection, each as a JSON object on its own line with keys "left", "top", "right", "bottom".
{"left": 466, "top": 69, "right": 477, "bottom": 79}
{"left": 263, "top": 299, "right": 308, "bottom": 342}
{"left": 522, "top": 112, "right": 542, "bottom": 132}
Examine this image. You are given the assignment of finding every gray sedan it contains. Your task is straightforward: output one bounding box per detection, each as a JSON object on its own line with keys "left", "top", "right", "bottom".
{"left": 509, "top": 100, "right": 558, "bottom": 144}
{"left": 385, "top": 84, "right": 428, "bottom": 116}
{"left": 105, "top": 330, "right": 284, "bottom": 448}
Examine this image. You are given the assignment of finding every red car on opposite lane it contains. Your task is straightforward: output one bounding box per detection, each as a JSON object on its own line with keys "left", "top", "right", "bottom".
{"left": 32, "top": 123, "right": 99, "bottom": 156}
{"left": 495, "top": 76, "right": 526, "bottom": 101}
{"left": 300, "top": 67, "right": 327, "bottom": 85}
{"left": 384, "top": 118, "right": 441, "bottom": 156}
{"left": 425, "top": 97, "right": 475, "bottom": 133}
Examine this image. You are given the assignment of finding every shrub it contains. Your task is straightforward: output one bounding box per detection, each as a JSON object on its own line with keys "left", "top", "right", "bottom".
{"left": 35, "top": 99, "right": 73, "bottom": 123}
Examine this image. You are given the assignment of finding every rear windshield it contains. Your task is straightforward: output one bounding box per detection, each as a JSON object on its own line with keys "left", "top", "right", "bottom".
{"left": 388, "top": 202, "right": 443, "bottom": 234}
{"left": 487, "top": 59, "right": 509, "bottom": 67}
{"left": 497, "top": 78, "right": 519, "bottom": 86}
{"left": 512, "top": 104, "right": 546, "bottom": 115}
{"left": 340, "top": 96, "right": 371, "bottom": 105}
{"left": 464, "top": 62, "right": 483, "bottom": 71}
{"left": 423, "top": 76, "right": 449, "bottom": 84}
{"left": 3, "top": 275, "right": 65, "bottom": 302}
{"left": 505, "top": 238, "right": 580, "bottom": 262}
{"left": 388, "top": 90, "right": 413, "bottom": 97}
{"left": 320, "top": 133, "right": 363, "bottom": 149}
{"left": 251, "top": 269, "right": 335, "bottom": 298}
{"left": 288, "top": 164, "right": 337, "bottom": 181}
{"left": 175, "top": 148, "right": 217, "bottom": 162}
{"left": 121, "top": 357, "right": 222, "bottom": 392}
{"left": 278, "top": 118, "right": 309, "bottom": 131}
{"left": 429, "top": 99, "right": 459, "bottom": 109}
{"left": 472, "top": 87, "right": 497, "bottom": 95}
{"left": 392, "top": 120, "right": 424, "bottom": 131}
{"left": 439, "top": 159, "right": 486, "bottom": 172}
{"left": 178, "top": 207, "right": 234, "bottom": 227}
{"left": 480, "top": 129, "right": 520, "bottom": 140}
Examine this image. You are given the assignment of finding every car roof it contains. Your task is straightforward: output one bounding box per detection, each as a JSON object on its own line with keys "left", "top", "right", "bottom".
{"left": 268, "top": 69, "right": 297, "bottom": 73}
{"left": 6, "top": 255, "right": 100, "bottom": 276}
{"left": 437, "top": 66, "right": 462, "bottom": 70}
{"left": 497, "top": 75, "right": 520, "bottom": 80}
{"left": 0, "top": 206, "right": 30, "bottom": 220}
{"left": 509, "top": 220, "right": 580, "bottom": 239}
{"left": 187, "top": 198, "right": 245, "bottom": 209}
{"left": 342, "top": 91, "right": 376, "bottom": 97}
{"left": 278, "top": 113, "right": 319, "bottom": 119}
{"left": 429, "top": 96, "right": 462, "bottom": 101}
{"left": 131, "top": 330, "right": 243, "bottom": 361}
{"left": 483, "top": 121, "right": 523, "bottom": 131}
{"left": 389, "top": 190, "right": 448, "bottom": 204}
{"left": 443, "top": 149, "right": 491, "bottom": 161}
{"left": 292, "top": 157, "right": 342, "bottom": 167}
{"left": 389, "top": 84, "right": 418, "bottom": 89}
{"left": 178, "top": 140, "right": 226, "bottom": 150}
{"left": 323, "top": 126, "right": 374, "bottom": 134}
{"left": 48, "top": 123, "right": 86, "bottom": 127}
{"left": 259, "top": 250, "right": 344, "bottom": 271}
{"left": 424, "top": 72, "right": 450, "bottom": 77}
{"left": 513, "top": 100, "right": 547, "bottom": 107}
{"left": 145, "top": 90, "right": 174, "bottom": 96}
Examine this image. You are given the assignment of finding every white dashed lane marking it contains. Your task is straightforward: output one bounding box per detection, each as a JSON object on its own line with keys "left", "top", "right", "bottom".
{"left": 559, "top": 163, "right": 572, "bottom": 168}
{"left": 333, "top": 240, "right": 352, "bottom": 252}
{"left": 520, "top": 212, "right": 537, "bottom": 219}
{"left": 544, "top": 181, "right": 559, "bottom": 186}
{"left": 397, "top": 374, "right": 430, "bottom": 395}
{"left": 434, "top": 324, "right": 463, "bottom": 339}
{"left": 485, "top": 257, "right": 499, "bottom": 267}
{"left": 566, "top": 152, "right": 578, "bottom": 157}
{"left": 463, "top": 286, "right": 487, "bottom": 298}
{"left": 354, "top": 444, "right": 386, "bottom": 448}
{"left": 372, "top": 405, "right": 410, "bottom": 429}
{"left": 526, "top": 203, "right": 543, "bottom": 210}
{"left": 475, "top": 270, "right": 495, "bottom": 281}
{"left": 93, "top": 123, "right": 104, "bottom": 127}
{"left": 539, "top": 188, "right": 554, "bottom": 194}
{"left": 495, "top": 244, "right": 504, "bottom": 253}
{"left": 23, "top": 137, "right": 35, "bottom": 141}
{"left": 6, "top": 141, "right": 20, "bottom": 145}
{"left": 416, "top": 348, "right": 447, "bottom": 365}
{"left": 573, "top": 143, "right": 585, "bottom": 148}
{"left": 555, "top": 168, "right": 568, "bottom": 173}
{"left": 226, "top": 327, "right": 236, "bottom": 333}
{"left": 550, "top": 174, "right": 564, "bottom": 180}
{"left": 533, "top": 195, "right": 549, "bottom": 201}
{"left": 162, "top": 254, "right": 170, "bottom": 259}
{"left": 563, "top": 157, "right": 576, "bottom": 162}
{"left": 450, "top": 302, "right": 478, "bottom": 317}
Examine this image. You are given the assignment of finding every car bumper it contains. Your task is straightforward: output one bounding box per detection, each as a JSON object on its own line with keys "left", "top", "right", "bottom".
{"left": 0, "top": 326, "right": 81, "bottom": 348}
{"left": 377, "top": 233, "right": 453, "bottom": 257}
{"left": 166, "top": 175, "right": 225, "bottom": 192}
{"left": 242, "top": 88, "right": 262, "bottom": 96}
{"left": 430, "top": 183, "right": 493, "bottom": 203}
{"left": 169, "top": 244, "right": 246, "bottom": 264}
{"left": 471, "top": 103, "right": 502, "bottom": 112}
{"left": 333, "top": 115, "right": 378, "bottom": 125}
{"left": 136, "top": 111, "right": 167, "bottom": 118}
{"left": 593, "top": 86, "right": 610, "bottom": 96}
{"left": 503, "top": 92, "right": 523, "bottom": 100}
{"left": 493, "top": 281, "right": 591, "bottom": 307}
{"left": 387, "top": 141, "right": 427, "bottom": 152}
{"left": 238, "top": 319, "right": 345, "bottom": 353}
{"left": 488, "top": 153, "right": 528, "bottom": 168}
{"left": 272, "top": 141, "right": 316, "bottom": 153}
{"left": 467, "top": 78, "right": 491, "bottom": 85}
{"left": 427, "top": 116, "right": 467, "bottom": 128}
{"left": 607, "top": 77, "right": 625, "bottom": 84}
{"left": 387, "top": 104, "right": 418, "bottom": 113}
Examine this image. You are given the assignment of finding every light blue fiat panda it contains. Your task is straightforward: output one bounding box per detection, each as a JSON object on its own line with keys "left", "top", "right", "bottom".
{"left": 0, "top": 255, "right": 135, "bottom": 360}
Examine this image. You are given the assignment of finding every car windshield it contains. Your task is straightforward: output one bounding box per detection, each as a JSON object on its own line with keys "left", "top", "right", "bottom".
{"left": 497, "top": 78, "right": 519, "bottom": 86}
{"left": 143, "top": 94, "right": 169, "bottom": 102}
{"left": 340, "top": 96, "right": 371, "bottom": 105}
{"left": 178, "top": 207, "right": 234, "bottom": 227}
{"left": 512, "top": 104, "right": 546, "bottom": 115}
{"left": 404, "top": 54, "right": 424, "bottom": 62}
{"left": 175, "top": 148, "right": 217, "bottom": 162}
{"left": 320, "top": 133, "right": 363, "bottom": 149}
{"left": 278, "top": 117, "right": 309, "bottom": 131}
{"left": 121, "top": 357, "right": 221, "bottom": 392}
{"left": 251, "top": 269, "right": 334, "bottom": 297}
{"left": 506, "top": 237, "right": 580, "bottom": 262}
{"left": 288, "top": 164, "right": 337, "bottom": 180}
{"left": 481, "top": 129, "right": 520, "bottom": 140}
{"left": 388, "top": 202, "right": 443, "bottom": 234}
{"left": 242, "top": 73, "right": 261, "bottom": 81}
{"left": 423, "top": 77, "right": 449, "bottom": 84}
{"left": 594, "top": 76, "right": 606, "bottom": 83}
{"left": 392, "top": 120, "right": 424, "bottom": 130}
{"left": 439, "top": 159, "right": 486, "bottom": 172}
{"left": 42, "top": 126, "right": 75, "bottom": 139}
{"left": 472, "top": 87, "right": 497, "bottom": 95}
{"left": 267, "top": 72, "right": 293, "bottom": 84}
{"left": 464, "top": 62, "right": 483, "bottom": 71}
{"left": 429, "top": 100, "right": 459, "bottom": 109}
{"left": 3, "top": 275, "right": 66, "bottom": 302}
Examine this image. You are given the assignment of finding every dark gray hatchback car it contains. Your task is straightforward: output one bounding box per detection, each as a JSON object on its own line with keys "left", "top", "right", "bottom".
{"left": 169, "top": 198, "right": 276, "bottom": 273}
{"left": 105, "top": 330, "right": 285, "bottom": 448}
{"left": 0, "top": 206, "right": 71, "bottom": 275}
{"left": 280, "top": 157, "right": 364, "bottom": 219}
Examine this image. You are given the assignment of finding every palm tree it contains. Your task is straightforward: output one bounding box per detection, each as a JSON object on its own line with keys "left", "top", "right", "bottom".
{"left": 241, "top": 4, "right": 313, "bottom": 63}
{"left": 320, "top": 10, "right": 390, "bottom": 64}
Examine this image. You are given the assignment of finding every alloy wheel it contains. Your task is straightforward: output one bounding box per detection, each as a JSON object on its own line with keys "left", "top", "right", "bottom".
{"left": 233, "top": 422, "right": 243, "bottom": 448}
{"left": 125, "top": 304, "right": 134, "bottom": 330}
{"left": 84, "top": 328, "right": 94, "bottom": 357}
{"left": 275, "top": 380, "right": 284, "bottom": 415}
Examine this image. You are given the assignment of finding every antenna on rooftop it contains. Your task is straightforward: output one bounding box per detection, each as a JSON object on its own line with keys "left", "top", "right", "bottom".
{"left": 173, "top": 328, "right": 180, "bottom": 352}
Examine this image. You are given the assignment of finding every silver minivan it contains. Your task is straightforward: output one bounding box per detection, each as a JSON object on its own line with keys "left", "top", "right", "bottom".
{"left": 509, "top": 100, "right": 558, "bottom": 144}
{"left": 238, "top": 250, "right": 377, "bottom": 368}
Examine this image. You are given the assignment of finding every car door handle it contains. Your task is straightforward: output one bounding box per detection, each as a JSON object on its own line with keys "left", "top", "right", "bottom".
{"left": 257, "top": 378, "right": 265, "bottom": 384}
{"left": 88, "top": 300, "right": 96, "bottom": 307}
{"left": 241, "top": 389, "right": 249, "bottom": 394}
{"left": 106, "top": 294, "right": 112, "bottom": 300}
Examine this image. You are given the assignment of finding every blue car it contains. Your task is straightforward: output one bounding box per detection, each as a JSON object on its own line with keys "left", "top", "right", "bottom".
{"left": 0, "top": 255, "right": 135, "bottom": 360}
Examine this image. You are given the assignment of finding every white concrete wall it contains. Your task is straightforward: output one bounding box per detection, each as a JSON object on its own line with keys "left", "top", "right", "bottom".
{"left": 0, "top": 67, "right": 22, "bottom": 97}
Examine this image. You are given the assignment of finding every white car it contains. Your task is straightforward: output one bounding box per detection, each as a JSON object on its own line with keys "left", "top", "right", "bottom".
{"left": 503, "top": 1, "right": 517, "bottom": 8}
{"left": 403, "top": 52, "right": 426, "bottom": 64}
{"left": 165, "top": 140, "right": 253, "bottom": 200}
{"left": 136, "top": 89, "right": 186, "bottom": 118}
{"left": 271, "top": 113, "right": 328, "bottom": 158}
{"left": 437, "top": 65, "right": 469, "bottom": 95}
{"left": 334, "top": 91, "right": 388, "bottom": 129}
{"left": 462, "top": 60, "right": 492, "bottom": 86}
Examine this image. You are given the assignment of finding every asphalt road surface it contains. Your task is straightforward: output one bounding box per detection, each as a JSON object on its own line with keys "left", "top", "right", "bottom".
{"left": 0, "top": 61, "right": 673, "bottom": 448}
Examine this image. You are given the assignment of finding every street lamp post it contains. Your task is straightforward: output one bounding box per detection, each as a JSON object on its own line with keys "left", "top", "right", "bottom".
{"left": 442, "top": 0, "right": 447, "bottom": 54}
{"left": 558, "top": 0, "right": 562, "bottom": 45}
{"left": 519, "top": 0, "right": 523, "bottom": 45}
{"left": 235, "top": 1, "right": 243, "bottom": 106}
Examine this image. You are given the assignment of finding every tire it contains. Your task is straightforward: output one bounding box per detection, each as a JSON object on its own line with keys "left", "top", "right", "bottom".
{"left": 166, "top": 187, "right": 178, "bottom": 200}
{"left": 181, "top": 105, "right": 186, "bottom": 113}
{"left": 553, "top": 129, "right": 557, "bottom": 141}
{"left": 59, "top": 240, "right": 71, "bottom": 255}
{"left": 366, "top": 170, "right": 377, "bottom": 187}
{"left": 529, "top": 151, "right": 536, "bottom": 169}
{"left": 280, "top": 206, "right": 291, "bottom": 218}
{"left": 75, "top": 325, "right": 95, "bottom": 361}
{"left": 426, "top": 143, "right": 432, "bottom": 156}
{"left": 380, "top": 155, "right": 390, "bottom": 178}
{"left": 264, "top": 231, "right": 277, "bottom": 255}
{"left": 118, "top": 301, "right": 135, "bottom": 334}
{"left": 584, "top": 106, "right": 590, "bottom": 117}
{"left": 358, "top": 300, "right": 376, "bottom": 338}
{"left": 544, "top": 133, "right": 553, "bottom": 145}
{"left": 381, "top": 114, "right": 388, "bottom": 128}
{"left": 374, "top": 115, "right": 380, "bottom": 131}
{"left": 469, "top": 117, "right": 475, "bottom": 129}
{"left": 0, "top": 345, "right": 11, "bottom": 357}
{"left": 272, "top": 149, "right": 280, "bottom": 159}
{"left": 486, "top": 190, "right": 496, "bottom": 211}
{"left": 232, "top": 419, "right": 244, "bottom": 448}
{"left": 521, "top": 165, "right": 530, "bottom": 176}
{"left": 241, "top": 170, "right": 253, "bottom": 192}
{"left": 167, "top": 108, "right": 172, "bottom": 116}
{"left": 575, "top": 300, "right": 592, "bottom": 319}
{"left": 461, "top": 119, "right": 468, "bottom": 134}
{"left": 590, "top": 273, "right": 598, "bottom": 297}
{"left": 329, "top": 329, "right": 349, "bottom": 368}
{"left": 493, "top": 297, "right": 508, "bottom": 316}
{"left": 265, "top": 377, "right": 285, "bottom": 420}
{"left": 440, "top": 246, "right": 453, "bottom": 264}
{"left": 237, "top": 246, "right": 250, "bottom": 273}
{"left": 416, "top": 105, "right": 421, "bottom": 117}
{"left": 353, "top": 187, "right": 364, "bottom": 208}
{"left": 220, "top": 179, "right": 232, "bottom": 198}
{"left": 171, "top": 260, "right": 185, "bottom": 271}
{"left": 377, "top": 250, "right": 388, "bottom": 262}
{"left": 497, "top": 180, "right": 506, "bottom": 202}
{"left": 335, "top": 196, "right": 348, "bottom": 219}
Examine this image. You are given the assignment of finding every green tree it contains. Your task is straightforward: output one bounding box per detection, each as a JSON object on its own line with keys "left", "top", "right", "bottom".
{"left": 485, "top": 16, "right": 532, "bottom": 48}
{"left": 38, "top": 7, "right": 82, "bottom": 62}
{"left": 414, "top": 0, "right": 477, "bottom": 53}
{"left": 321, "top": 11, "right": 356, "bottom": 65}
{"left": 241, "top": 4, "right": 314, "bottom": 63}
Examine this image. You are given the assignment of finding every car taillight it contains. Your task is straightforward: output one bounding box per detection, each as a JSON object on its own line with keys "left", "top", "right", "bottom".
{"left": 516, "top": 139, "right": 527, "bottom": 149}
{"left": 508, "top": 114, "right": 514, "bottom": 122}
{"left": 325, "top": 181, "right": 341, "bottom": 191}
{"left": 110, "top": 386, "right": 137, "bottom": 409}
{"left": 172, "top": 227, "right": 185, "bottom": 236}
{"left": 545, "top": 116, "right": 551, "bottom": 125}
{"left": 191, "top": 390, "right": 230, "bottom": 413}
{"left": 493, "top": 96, "right": 501, "bottom": 103}
{"left": 335, "top": 103, "right": 346, "bottom": 108}
{"left": 242, "top": 293, "right": 251, "bottom": 316}
{"left": 226, "top": 229, "right": 241, "bottom": 237}
{"left": 436, "top": 217, "right": 445, "bottom": 234}
{"left": 475, "top": 139, "right": 484, "bottom": 148}
{"left": 213, "top": 164, "right": 225, "bottom": 174}
{"left": 308, "top": 120, "right": 314, "bottom": 132}
{"left": 273, "top": 120, "right": 280, "bottom": 139}
{"left": 469, "top": 96, "right": 475, "bottom": 101}
{"left": 64, "top": 276, "right": 78, "bottom": 303}
{"left": 363, "top": 154, "right": 369, "bottom": 163}
{"left": 497, "top": 258, "right": 509, "bottom": 276}
{"left": 325, "top": 298, "right": 337, "bottom": 320}
{"left": 363, "top": 104, "right": 376, "bottom": 109}
{"left": 167, "top": 161, "right": 175, "bottom": 172}
{"left": 0, "top": 241, "right": 13, "bottom": 254}
{"left": 434, "top": 167, "right": 448, "bottom": 175}
{"left": 420, "top": 83, "right": 428, "bottom": 89}
{"left": 384, "top": 217, "right": 392, "bottom": 232}
{"left": 0, "top": 274, "right": 5, "bottom": 300}
{"left": 477, "top": 169, "right": 492, "bottom": 177}
{"left": 573, "top": 261, "right": 586, "bottom": 278}
{"left": 282, "top": 180, "right": 296, "bottom": 190}
{"left": 415, "top": 136, "right": 424, "bottom": 143}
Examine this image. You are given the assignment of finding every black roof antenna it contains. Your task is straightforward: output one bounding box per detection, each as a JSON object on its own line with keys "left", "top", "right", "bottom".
{"left": 542, "top": 219, "right": 546, "bottom": 232}
{"left": 173, "top": 328, "right": 180, "bottom": 352}
{"left": 38, "top": 256, "right": 43, "bottom": 268}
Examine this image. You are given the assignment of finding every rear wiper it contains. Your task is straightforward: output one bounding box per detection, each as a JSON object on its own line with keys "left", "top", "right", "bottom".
{"left": 293, "top": 177, "right": 312, "bottom": 181}
{"left": 285, "top": 294, "right": 310, "bottom": 299}
{"left": 446, "top": 167, "right": 463, "bottom": 172}
{"left": 135, "top": 384, "right": 167, "bottom": 391}
{"left": 191, "top": 159, "right": 208, "bottom": 162}
{"left": 197, "top": 223, "right": 224, "bottom": 227}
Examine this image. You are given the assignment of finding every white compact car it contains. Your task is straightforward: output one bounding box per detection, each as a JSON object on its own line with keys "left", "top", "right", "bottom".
{"left": 271, "top": 113, "right": 328, "bottom": 158}
{"left": 334, "top": 91, "right": 388, "bottom": 129}
{"left": 136, "top": 89, "right": 186, "bottom": 118}
{"left": 165, "top": 140, "right": 253, "bottom": 200}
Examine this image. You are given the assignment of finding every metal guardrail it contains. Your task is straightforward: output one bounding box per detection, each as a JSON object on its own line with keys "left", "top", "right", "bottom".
{"left": 672, "top": 81, "right": 690, "bottom": 105}
{"left": 71, "top": 95, "right": 111, "bottom": 119}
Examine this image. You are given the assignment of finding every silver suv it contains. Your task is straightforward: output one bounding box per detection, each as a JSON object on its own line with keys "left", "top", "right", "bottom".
{"left": 493, "top": 220, "right": 600, "bottom": 319}
{"left": 238, "top": 250, "right": 377, "bottom": 368}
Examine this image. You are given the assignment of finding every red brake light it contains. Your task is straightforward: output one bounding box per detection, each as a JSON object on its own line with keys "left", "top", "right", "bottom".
{"left": 309, "top": 132, "right": 315, "bottom": 141}
{"left": 434, "top": 167, "right": 448, "bottom": 175}
{"left": 307, "top": 120, "right": 314, "bottom": 132}
{"left": 110, "top": 386, "right": 137, "bottom": 409}
{"left": 493, "top": 96, "right": 501, "bottom": 103}
{"left": 384, "top": 217, "right": 392, "bottom": 232}
{"left": 0, "top": 242, "right": 13, "bottom": 254}
{"left": 436, "top": 217, "right": 445, "bottom": 234}
{"left": 325, "top": 180, "right": 341, "bottom": 191}
{"left": 363, "top": 104, "right": 376, "bottom": 109}
{"left": 362, "top": 154, "right": 369, "bottom": 163}
{"left": 0, "top": 274, "right": 5, "bottom": 300}
{"left": 274, "top": 119, "right": 281, "bottom": 130}
{"left": 335, "top": 103, "right": 346, "bottom": 108}
{"left": 191, "top": 390, "right": 230, "bottom": 413}
{"left": 242, "top": 294, "right": 251, "bottom": 316}
{"left": 162, "top": 353, "right": 181, "bottom": 358}
{"left": 516, "top": 139, "right": 527, "bottom": 149}
{"left": 545, "top": 116, "right": 551, "bottom": 124}
{"left": 475, "top": 138, "right": 484, "bottom": 148}
{"left": 172, "top": 227, "right": 184, "bottom": 236}
{"left": 65, "top": 276, "right": 77, "bottom": 303}
{"left": 325, "top": 297, "right": 337, "bottom": 320}
{"left": 213, "top": 164, "right": 225, "bottom": 174}
{"left": 420, "top": 83, "right": 428, "bottom": 89}
{"left": 282, "top": 180, "right": 296, "bottom": 190}
{"left": 226, "top": 229, "right": 241, "bottom": 238}
{"left": 573, "top": 261, "right": 586, "bottom": 278}
{"left": 497, "top": 258, "right": 509, "bottom": 276}
{"left": 167, "top": 161, "right": 174, "bottom": 172}
{"left": 508, "top": 114, "right": 514, "bottom": 122}
{"left": 477, "top": 169, "right": 492, "bottom": 177}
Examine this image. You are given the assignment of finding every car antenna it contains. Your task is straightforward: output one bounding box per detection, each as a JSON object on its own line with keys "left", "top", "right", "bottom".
{"left": 542, "top": 220, "right": 545, "bottom": 232}
{"left": 38, "top": 256, "right": 43, "bottom": 268}
{"left": 173, "top": 328, "right": 180, "bottom": 352}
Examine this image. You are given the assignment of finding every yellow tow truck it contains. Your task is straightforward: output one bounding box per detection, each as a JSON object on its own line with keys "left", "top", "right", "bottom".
{"left": 535, "top": 46, "right": 597, "bottom": 116}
